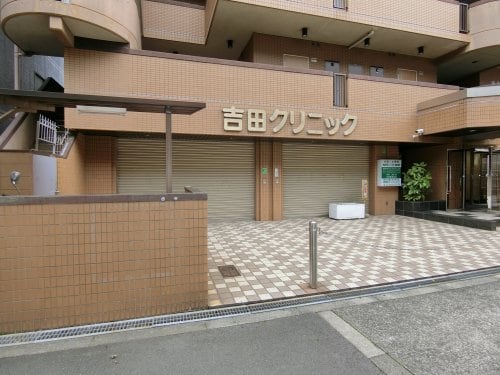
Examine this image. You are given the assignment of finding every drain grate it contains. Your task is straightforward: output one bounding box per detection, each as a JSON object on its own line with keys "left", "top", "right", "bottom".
{"left": 218, "top": 265, "right": 241, "bottom": 278}
{"left": 1, "top": 266, "right": 499, "bottom": 347}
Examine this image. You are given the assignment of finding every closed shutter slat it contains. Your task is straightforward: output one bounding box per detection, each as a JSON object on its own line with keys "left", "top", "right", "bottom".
{"left": 117, "top": 138, "right": 255, "bottom": 220}
{"left": 283, "top": 143, "right": 369, "bottom": 218}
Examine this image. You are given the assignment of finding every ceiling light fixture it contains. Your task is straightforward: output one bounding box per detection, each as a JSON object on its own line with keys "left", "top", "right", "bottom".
{"left": 76, "top": 105, "right": 127, "bottom": 115}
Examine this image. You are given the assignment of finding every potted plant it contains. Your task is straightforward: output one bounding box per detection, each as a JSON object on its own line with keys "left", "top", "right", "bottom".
{"left": 396, "top": 162, "right": 445, "bottom": 216}
{"left": 402, "top": 162, "right": 432, "bottom": 202}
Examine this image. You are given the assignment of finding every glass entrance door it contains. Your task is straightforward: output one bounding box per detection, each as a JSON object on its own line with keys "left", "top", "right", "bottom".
{"left": 464, "top": 149, "right": 489, "bottom": 208}
{"left": 492, "top": 151, "right": 499, "bottom": 210}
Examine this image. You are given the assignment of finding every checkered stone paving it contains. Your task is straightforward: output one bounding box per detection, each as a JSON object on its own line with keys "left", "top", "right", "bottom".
{"left": 208, "top": 216, "right": 500, "bottom": 306}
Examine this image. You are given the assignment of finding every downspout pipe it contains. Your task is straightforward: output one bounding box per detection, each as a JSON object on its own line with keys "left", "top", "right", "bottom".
{"left": 14, "top": 45, "right": 21, "bottom": 90}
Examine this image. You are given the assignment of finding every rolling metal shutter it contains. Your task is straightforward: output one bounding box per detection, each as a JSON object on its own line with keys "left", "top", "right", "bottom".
{"left": 117, "top": 138, "right": 167, "bottom": 194}
{"left": 283, "top": 142, "right": 369, "bottom": 218}
{"left": 117, "top": 138, "right": 255, "bottom": 220}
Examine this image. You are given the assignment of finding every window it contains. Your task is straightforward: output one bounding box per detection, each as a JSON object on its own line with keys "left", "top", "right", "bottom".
{"left": 348, "top": 64, "right": 364, "bottom": 75}
{"left": 459, "top": 3, "right": 469, "bottom": 33}
{"left": 334, "top": 74, "right": 347, "bottom": 107}
{"left": 283, "top": 54, "right": 310, "bottom": 70}
{"left": 370, "top": 66, "right": 384, "bottom": 77}
{"left": 397, "top": 68, "right": 418, "bottom": 81}
{"left": 325, "top": 61, "right": 340, "bottom": 73}
{"left": 333, "top": 0, "right": 347, "bottom": 10}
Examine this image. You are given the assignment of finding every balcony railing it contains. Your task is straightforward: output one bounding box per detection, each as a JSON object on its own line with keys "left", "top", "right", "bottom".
{"left": 459, "top": 3, "right": 469, "bottom": 33}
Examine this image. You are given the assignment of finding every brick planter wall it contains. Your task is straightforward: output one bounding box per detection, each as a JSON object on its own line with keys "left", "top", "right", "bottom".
{"left": 395, "top": 200, "right": 446, "bottom": 218}
{"left": 0, "top": 194, "right": 208, "bottom": 333}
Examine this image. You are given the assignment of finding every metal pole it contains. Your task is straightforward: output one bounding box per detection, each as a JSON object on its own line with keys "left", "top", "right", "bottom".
{"left": 165, "top": 108, "right": 172, "bottom": 193}
{"left": 309, "top": 220, "right": 318, "bottom": 289}
{"left": 487, "top": 147, "right": 492, "bottom": 210}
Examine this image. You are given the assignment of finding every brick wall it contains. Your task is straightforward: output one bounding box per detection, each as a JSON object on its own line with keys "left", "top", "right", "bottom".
{"left": 466, "top": 97, "right": 500, "bottom": 127}
{"left": 57, "top": 135, "right": 116, "bottom": 195}
{"left": 57, "top": 134, "right": 86, "bottom": 195}
{"left": 85, "top": 136, "right": 117, "bottom": 194}
{"left": 142, "top": 0, "right": 205, "bottom": 44}
{"left": 250, "top": 34, "right": 438, "bottom": 83}
{"left": 0, "top": 194, "right": 208, "bottom": 333}
{"left": 418, "top": 96, "right": 500, "bottom": 134}
{"left": 64, "top": 48, "right": 457, "bottom": 143}
{"left": 229, "top": 0, "right": 466, "bottom": 40}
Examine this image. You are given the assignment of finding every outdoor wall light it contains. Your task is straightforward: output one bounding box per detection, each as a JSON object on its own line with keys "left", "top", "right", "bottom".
{"left": 418, "top": 46, "right": 424, "bottom": 55}
{"left": 227, "top": 39, "right": 233, "bottom": 49}
{"left": 364, "top": 38, "right": 370, "bottom": 46}
{"left": 302, "top": 27, "right": 308, "bottom": 38}
{"left": 10, "top": 170, "right": 21, "bottom": 195}
{"left": 76, "top": 105, "right": 127, "bottom": 115}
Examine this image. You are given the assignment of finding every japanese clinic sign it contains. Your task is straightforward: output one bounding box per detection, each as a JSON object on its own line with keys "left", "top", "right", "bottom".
{"left": 377, "top": 159, "right": 402, "bottom": 187}
{"left": 222, "top": 107, "right": 357, "bottom": 137}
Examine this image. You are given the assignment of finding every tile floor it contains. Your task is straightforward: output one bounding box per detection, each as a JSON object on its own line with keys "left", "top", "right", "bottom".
{"left": 431, "top": 209, "right": 500, "bottom": 222}
{"left": 208, "top": 216, "right": 500, "bottom": 306}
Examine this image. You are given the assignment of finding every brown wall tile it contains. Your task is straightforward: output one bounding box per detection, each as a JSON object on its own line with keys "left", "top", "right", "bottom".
{"left": 0, "top": 197, "right": 208, "bottom": 333}
{"left": 250, "top": 34, "right": 438, "bottom": 83}
{"left": 64, "top": 48, "right": 457, "bottom": 144}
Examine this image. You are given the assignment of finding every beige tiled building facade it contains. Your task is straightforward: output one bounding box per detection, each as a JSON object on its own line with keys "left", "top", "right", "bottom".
{"left": 1, "top": 0, "right": 499, "bottom": 217}
{"left": 0, "top": 0, "right": 500, "bottom": 332}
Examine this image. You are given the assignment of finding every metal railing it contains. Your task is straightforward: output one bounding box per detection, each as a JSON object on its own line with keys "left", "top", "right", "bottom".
{"left": 459, "top": 3, "right": 469, "bottom": 33}
{"left": 334, "top": 73, "right": 347, "bottom": 108}
{"left": 36, "top": 115, "right": 57, "bottom": 150}
{"left": 55, "top": 129, "right": 70, "bottom": 155}
{"left": 35, "top": 114, "right": 70, "bottom": 156}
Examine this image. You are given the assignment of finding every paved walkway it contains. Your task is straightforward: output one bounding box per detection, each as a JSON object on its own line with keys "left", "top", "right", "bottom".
{"left": 2, "top": 274, "right": 499, "bottom": 375}
{"left": 208, "top": 215, "right": 500, "bottom": 306}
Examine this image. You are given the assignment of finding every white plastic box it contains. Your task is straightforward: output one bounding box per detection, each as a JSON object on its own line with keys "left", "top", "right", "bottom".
{"left": 329, "top": 203, "right": 365, "bottom": 220}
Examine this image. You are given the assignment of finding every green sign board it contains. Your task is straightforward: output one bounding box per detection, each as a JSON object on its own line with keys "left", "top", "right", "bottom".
{"left": 377, "top": 159, "right": 402, "bottom": 187}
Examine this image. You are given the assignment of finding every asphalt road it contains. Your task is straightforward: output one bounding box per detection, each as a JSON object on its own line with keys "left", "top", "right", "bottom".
{"left": 334, "top": 276, "right": 500, "bottom": 375}
{"left": 1, "top": 274, "right": 499, "bottom": 375}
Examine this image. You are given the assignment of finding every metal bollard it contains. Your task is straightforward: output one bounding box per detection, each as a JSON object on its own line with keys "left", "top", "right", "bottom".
{"left": 309, "top": 220, "right": 318, "bottom": 289}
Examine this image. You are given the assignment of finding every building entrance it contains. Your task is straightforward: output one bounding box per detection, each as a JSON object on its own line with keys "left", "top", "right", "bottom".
{"left": 465, "top": 149, "right": 489, "bottom": 208}
{"left": 448, "top": 148, "right": 500, "bottom": 211}
{"left": 447, "top": 150, "right": 463, "bottom": 209}
{"left": 491, "top": 150, "right": 500, "bottom": 210}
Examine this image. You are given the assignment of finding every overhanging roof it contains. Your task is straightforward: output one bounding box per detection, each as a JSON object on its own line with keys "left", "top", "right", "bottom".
{"left": 0, "top": 88, "right": 205, "bottom": 115}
